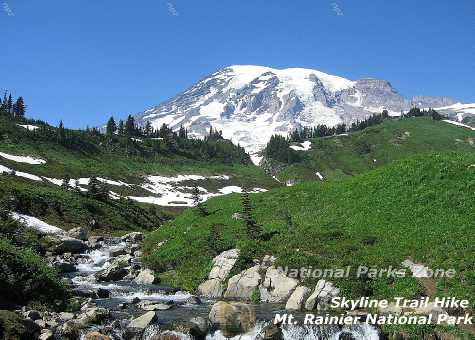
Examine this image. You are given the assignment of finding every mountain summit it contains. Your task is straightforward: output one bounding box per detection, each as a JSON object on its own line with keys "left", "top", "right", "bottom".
{"left": 135, "top": 65, "right": 467, "bottom": 162}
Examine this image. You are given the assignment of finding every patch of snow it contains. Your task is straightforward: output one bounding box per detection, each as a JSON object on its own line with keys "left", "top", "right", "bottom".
{"left": 97, "top": 177, "right": 130, "bottom": 187}
{"left": 10, "top": 212, "right": 64, "bottom": 235}
{"left": 199, "top": 101, "right": 225, "bottom": 119}
{"left": 0, "top": 164, "right": 43, "bottom": 181}
{"left": 17, "top": 124, "right": 39, "bottom": 131}
{"left": 43, "top": 177, "right": 64, "bottom": 186}
{"left": 435, "top": 102, "right": 475, "bottom": 115}
{"left": 131, "top": 138, "right": 143, "bottom": 142}
{"left": 315, "top": 172, "right": 324, "bottom": 181}
{"left": 0, "top": 151, "right": 46, "bottom": 165}
{"left": 289, "top": 141, "right": 312, "bottom": 151}
{"left": 442, "top": 120, "right": 475, "bottom": 131}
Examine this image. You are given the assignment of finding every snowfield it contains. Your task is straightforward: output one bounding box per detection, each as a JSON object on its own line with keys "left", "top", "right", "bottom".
{"left": 10, "top": 212, "right": 65, "bottom": 235}
{"left": 442, "top": 120, "right": 475, "bottom": 131}
{"left": 17, "top": 124, "right": 39, "bottom": 131}
{"left": 0, "top": 151, "right": 46, "bottom": 165}
{"left": 290, "top": 141, "right": 312, "bottom": 151}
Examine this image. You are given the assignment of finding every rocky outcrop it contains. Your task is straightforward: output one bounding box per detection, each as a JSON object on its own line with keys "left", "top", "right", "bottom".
{"left": 259, "top": 266, "right": 299, "bottom": 303}
{"left": 305, "top": 279, "right": 340, "bottom": 311}
{"left": 134, "top": 268, "right": 159, "bottom": 285}
{"left": 224, "top": 265, "right": 262, "bottom": 300}
{"left": 95, "top": 255, "right": 131, "bottom": 282}
{"left": 197, "top": 249, "right": 240, "bottom": 298}
{"left": 44, "top": 235, "right": 88, "bottom": 254}
{"left": 209, "top": 301, "right": 256, "bottom": 338}
{"left": 67, "top": 226, "right": 90, "bottom": 241}
{"left": 121, "top": 232, "right": 144, "bottom": 243}
{"left": 285, "top": 286, "right": 311, "bottom": 311}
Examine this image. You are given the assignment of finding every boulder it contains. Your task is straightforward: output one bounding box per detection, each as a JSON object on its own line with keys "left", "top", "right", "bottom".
{"left": 197, "top": 249, "right": 240, "bottom": 298}
{"left": 224, "top": 265, "right": 262, "bottom": 300}
{"left": 121, "top": 232, "right": 144, "bottom": 243}
{"left": 257, "top": 323, "right": 283, "bottom": 340}
{"left": 84, "top": 307, "right": 110, "bottom": 323}
{"left": 96, "top": 287, "right": 111, "bottom": 299}
{"left": 38, "top": 329, "right": 54, "bottom": 340}
{"left": 59, "top": 312, "right": 75, "bottom": 321}
{"left": 67, "top": 226, "right": 90, "bottom": 241}
{"left": 285, "top": 286, "right": 311, "bottom": 311}
{"left": 209, "top": 301, "right": 256, "bottom": 338}
{"left": 127, "top": 311, "right": 157, "bottom": 334}
{"left": 54, "top": 261, "right": 76, "bottom": 273}
{"left": 21, "top": 318, "right": 41, "bottom": 339}
{"left": 259, "top": 266, "right": 298, "bottom": 303}
{"left": 137, "top": 300, "right": 175, "bottom": 311}
{"left": 95, "top": 255, "right": 131, "bottom": 281}
{"left": 110, "top": 246, "right": 127, "bottom": 257}
{"left": 134, "top": 269, "right": 159, "bottom": 285}
{"left": 23, "top": 310, "right": 41, "bottom": 321}
{"left": 45, "top": 235, "right": 88, "bottom": 254}
{"left": 83, "top": 331, "right": 111, "bottom": 340}
{"left": 189, "top": 316, "right": 209, "bottom": 335}
{"left": 305, "top": 279, "right": 340, "bottom": 311}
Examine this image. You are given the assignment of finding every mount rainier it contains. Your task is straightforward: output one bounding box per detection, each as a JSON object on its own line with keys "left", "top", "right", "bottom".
{"left": 135, "top": 65, "right": 473, "bottom": 163}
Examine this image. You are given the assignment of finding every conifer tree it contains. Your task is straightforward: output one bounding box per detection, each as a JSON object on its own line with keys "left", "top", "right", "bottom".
{"left": 13, "top": 97, "right": 25, "bottom": 118}
{"left": 192, "top": 185, "right": 208, "bottom": 216}
{"left": 57, "top": 120, "right": 66, "bottom": 142}
{"left": 6, "top": 94, "right": 13, "bottom": 115}
{"left": 240, "top": 188, "right": 263, "bottom": 240}
{"left": 125, "top": 115, "right": 136, "bottom": 136}
{"left": 117, "top": 120, "right": 125, "bottom": 135}
{"left": 144, "top": 121, "right": 153, "bottom": 136}
{"left": 106, "top": 117, "right": 117, "bottom": 135}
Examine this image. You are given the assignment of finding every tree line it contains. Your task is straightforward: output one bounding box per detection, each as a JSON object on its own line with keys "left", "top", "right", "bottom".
{"left": 0, "top": 92, "right": 26, "bottom": 119}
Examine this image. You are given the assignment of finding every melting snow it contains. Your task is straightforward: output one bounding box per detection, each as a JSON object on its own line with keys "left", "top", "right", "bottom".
{"left": 0, "top": 164, "right": 43, "bottom": 181}
{"left": 10, "top": 212, "right": 64, "bottom": 235}
{"left": 315, "top": 172, "right": 324, "bottom": 180}
{"left": 442, "top": 120, "right": 475, "bottom": 131}
{"left": 17, "top": 124, "right": 39, "bottom": 131}
{"left": 289, "top": 141, "right": 312, "bottom": 151}
{"left": 0, "top": 151, "right": 46, "bottom": 165}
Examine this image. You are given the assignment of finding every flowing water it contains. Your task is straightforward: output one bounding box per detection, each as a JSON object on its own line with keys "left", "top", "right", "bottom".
{"left": 71, "top": 238, "right": 381, "bottom": 340}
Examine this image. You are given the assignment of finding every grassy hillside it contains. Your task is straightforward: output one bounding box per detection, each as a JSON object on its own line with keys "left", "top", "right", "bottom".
{"left": 143, "top": 152, "right": 475, "bottom": 314}
{"left": 0, "top": 113, "right": 277, "bottom": 231}
{"left": 269, "top": 117, "right": 475, "bottom": 183}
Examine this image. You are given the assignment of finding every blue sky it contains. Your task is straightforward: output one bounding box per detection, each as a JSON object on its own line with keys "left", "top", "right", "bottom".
{"left": 1, "top": 0, "right": 474, "bottom": 127}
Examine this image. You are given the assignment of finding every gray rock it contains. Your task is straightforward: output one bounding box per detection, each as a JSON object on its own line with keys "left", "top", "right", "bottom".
{"left": 67, "top": 226, "right": 90, "bottom": 241}
{"left": 305, "top": 279, "right": 340, "bottom": 311}
{"left": 54, "top": 261, "right": 76, "bottom": 273}
{"left": 209, "top": 301, "right": 256, "bottom": 338}
{"left": 285, "top": 286, "right": 311, "bottom": 311}
{"left": 197, "top": 249, "right": 240, "bottom": 298}
{"left": 38, "top": 329, "right": 54, "bottom": 340}
{"left": 137, "top": 300, "right": 174, "bottom": 311}
{"left": 95, "top": 255, "right": 131, "bottom": 281}
{"left": 259, "top": 266, "right": 298, "bottom": 303}
{"left": 24, "top": 310, "right": 41, "bottom": 321}
{"left": 134, "top": 268, "right": 159, "bottom": 284}
{"left": 127, "top": 311, "right": 157, "bottom": 332}
{"left": 59, "top": 312, "right": 75, "bottom": 321}
{"left": 45, "top": 235, "right": 88, "bottom": 254}
{"left": 121, "top": 232, "right": 144, "bottom": 243}
{"left": 224, "top": 265, "right": 262, "bottom": 300}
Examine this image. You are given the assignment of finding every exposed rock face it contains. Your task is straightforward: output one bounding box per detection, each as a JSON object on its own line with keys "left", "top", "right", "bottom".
{"left": 134, "top": 268, "right": 159, "bottom": 285}
{"left": 259, "top": 266, "right": 299, "bottom": 303}
{"left": 121, "top": 232, "right": 144, "bottom": 243}
{"left": 285, "top": 286, "right": 311, "bottom": 311}
{"left": 197, "top": 249, "right": 240, "bottom": 298}
{"left": 305, "top": 279, "right": 340, "bottom": 311}
{"left": 224, "top": 265, "right": 262, "bottom": 300}
{"left": 209, "top": 301, "right": 256, "bottom": 338}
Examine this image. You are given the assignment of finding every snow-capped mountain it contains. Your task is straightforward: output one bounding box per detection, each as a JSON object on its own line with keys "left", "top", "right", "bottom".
{"left": 135, "top": 65, "right": 470, "bottom": 163}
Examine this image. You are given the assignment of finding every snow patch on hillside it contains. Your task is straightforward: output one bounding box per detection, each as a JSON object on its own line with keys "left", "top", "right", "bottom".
{"left": 17, "top": 124, "right": 39, "bottom": 131}
{"left": 290, "top": 141, "right": 312, "bottom": 151}
{"left": 10, "top": 212, "right": 64, "bottom": 235}
{"left": 0, "top": 151, "right": 46, "bottom": 165}
{"left": 442, "top": 120, "right": 475, "bottom": 131}
{"left": 0, "top": 164, "right": 43, "bottom": 181}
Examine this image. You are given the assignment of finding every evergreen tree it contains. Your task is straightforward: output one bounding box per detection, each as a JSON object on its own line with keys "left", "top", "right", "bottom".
{"left": 144, "top": 121, "right": 153, "bottom": 136}
{"left": 240, "top": 188, "right": 263, "bottom": 240}
{"left": 106, "top": 117, "right": 117, "bottom": 135}
{"left": 61, "top": 175, "right": 71, "bottom": 190}
{"left": 207, "top": 224, "right": 221, "bottom": 257}
{"left": 125, "top": 115, "right": 136, "bottom": 136}
{"left": 117, "top": 120, "right": 125, "bottom": 135}
{"left": 87, "top": 177, "right": 108, "bottom": 201}
{"left": 57, "top": 120, "right": 66, "bottom": 142}
{"left": 13, "top": 97, "right": 26, "bottom": 118}
{"left": 192, "top": 185, "right": 209, "bottom": 216}
{"left": 6, "top": 94, "right": 13, "bottom": 114}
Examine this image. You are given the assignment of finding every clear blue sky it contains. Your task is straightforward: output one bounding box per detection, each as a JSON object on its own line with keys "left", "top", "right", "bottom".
{"left": 1, "top": 0, "right": 474, "bottom": 128}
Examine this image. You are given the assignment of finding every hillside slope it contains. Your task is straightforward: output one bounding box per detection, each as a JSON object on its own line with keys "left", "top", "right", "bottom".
{"left": 143, "top": 152, "right": 475, "bottom": 313}
{"left": 266, "top": 117, "right": 475, "bottom": 184}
